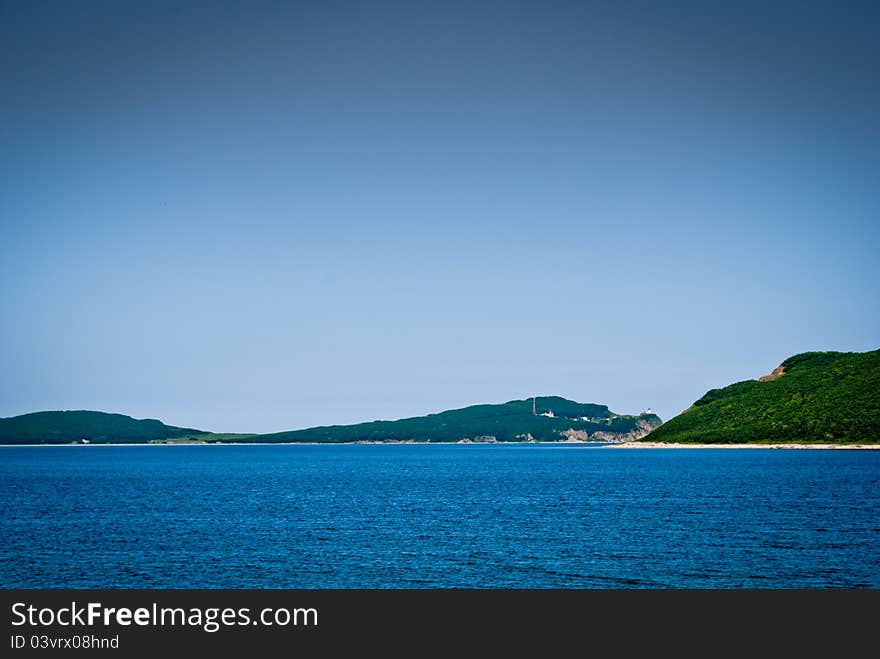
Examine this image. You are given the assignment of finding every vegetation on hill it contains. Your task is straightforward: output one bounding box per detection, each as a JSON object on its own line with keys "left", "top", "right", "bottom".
{"left": 0, "top": 398, "right": 659, "bottom": 445}
{"left": 0, "top": 411, "right": 205, "bottom": 445}
{"left": 644, "top": 350, "right": 880, "bottom": 444}
{"left": 254, "top": 396, "right": 661, "bottom": 443}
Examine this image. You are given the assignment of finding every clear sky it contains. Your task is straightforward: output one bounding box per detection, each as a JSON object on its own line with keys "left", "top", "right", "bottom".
{"left": 2, "top": 1, "right": 878, "bottom": 433}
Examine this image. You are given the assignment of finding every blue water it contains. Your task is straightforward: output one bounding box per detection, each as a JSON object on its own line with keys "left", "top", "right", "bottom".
{"left": 1, "top": 445, "right": 878, "bottom": 588}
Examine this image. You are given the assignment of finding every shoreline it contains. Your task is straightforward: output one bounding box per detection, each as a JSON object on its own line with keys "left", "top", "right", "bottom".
{"left": 1, "top": 441, "right": 878, "bottom": 449}
{"left": 0, "top": 440, "right": 610, "bottom": 447}
{"left": 609, "top": 441, "right": 880, "bottom": 449}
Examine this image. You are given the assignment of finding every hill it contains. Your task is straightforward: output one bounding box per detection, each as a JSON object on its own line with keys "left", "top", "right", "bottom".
{"left": 644, "top": 350, "right": 880, "bottom": 444}
{"left": 254, "top": 396, "right": 661, "bottom": 443}
{"left": 0, "top": 411, "right": 205, "bottom": 445}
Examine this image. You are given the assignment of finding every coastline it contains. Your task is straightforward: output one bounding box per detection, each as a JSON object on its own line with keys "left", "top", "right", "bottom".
{"left": 2, "top": 440, "right": 879, "bottom": 449}
{"left": 609, "top": 441, "right": 880, "bottom": 449}
{"left": 0, "top": 440, "right": 612, "bottom": 447}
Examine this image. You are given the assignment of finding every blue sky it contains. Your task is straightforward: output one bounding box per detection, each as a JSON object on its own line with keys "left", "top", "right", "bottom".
{"left": 2, "top": 1, "right": 878, "bottom": 432}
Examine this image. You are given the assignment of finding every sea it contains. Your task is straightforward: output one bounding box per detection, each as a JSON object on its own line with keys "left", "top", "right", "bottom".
{"left": 1, "top": 444, "right": 878, "bottom": 588}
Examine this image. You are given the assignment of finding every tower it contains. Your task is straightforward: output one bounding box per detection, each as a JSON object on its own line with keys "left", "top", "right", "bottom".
{"left": 532, "top": 396, "right": 536, "bottom": 415}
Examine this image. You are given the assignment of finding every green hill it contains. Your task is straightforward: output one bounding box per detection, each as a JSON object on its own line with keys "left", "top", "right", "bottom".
{"left": 0, "top": 411, "right": 205, "bottom": 445}
{"left": 254, "top": 396, "right": 661, "bottom": 443}
{"left": 0, "top": 398, "right": 661, "bottom": 445}
{"left": 644, "top": 350, "right": 880, "bottom": 444}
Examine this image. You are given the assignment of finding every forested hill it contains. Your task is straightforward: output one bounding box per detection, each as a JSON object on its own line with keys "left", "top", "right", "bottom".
{"left": 0, "top": 411, "right": 204, "bottom": 445}
{"left": 644, "top": 350, "right": 880, "bottom": 444}
{"left": 0, "top": 397, "right": 662, "bottom": 445}
{"left": 254, "top": 396, "right": 661, "bottom": 443}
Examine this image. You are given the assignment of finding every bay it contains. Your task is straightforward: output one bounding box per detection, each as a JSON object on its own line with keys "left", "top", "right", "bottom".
{"left": 1, "top": 444, "right": 877, "bottom": 588}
